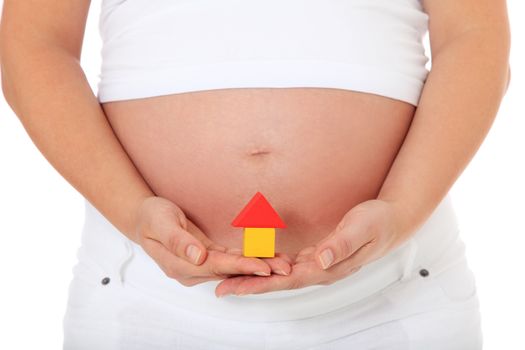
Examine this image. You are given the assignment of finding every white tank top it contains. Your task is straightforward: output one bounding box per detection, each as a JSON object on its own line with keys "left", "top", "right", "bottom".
{"left": 97, "top": 0, "right": 430, "bottom": 106}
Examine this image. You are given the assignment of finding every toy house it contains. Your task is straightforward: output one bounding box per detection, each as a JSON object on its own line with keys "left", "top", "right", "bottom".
{"left": 231, "top": 191, "right": 286, "bottom": 257}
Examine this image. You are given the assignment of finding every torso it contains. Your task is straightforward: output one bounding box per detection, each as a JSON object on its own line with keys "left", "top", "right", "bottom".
{"left": 102, "top": 87, "right": 415, "bottom": 255}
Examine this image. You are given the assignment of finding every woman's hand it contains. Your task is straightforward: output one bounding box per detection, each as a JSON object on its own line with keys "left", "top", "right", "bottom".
{"left": 215, "top": 199, "right": 412, "bottom": 296}
{"left": 134, "top": 196, "right": 293, "bottom": 287}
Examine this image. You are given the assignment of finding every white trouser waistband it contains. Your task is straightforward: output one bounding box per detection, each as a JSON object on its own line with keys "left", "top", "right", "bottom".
{"left": 74, "top": 193, "right": 465, "bottom": 322}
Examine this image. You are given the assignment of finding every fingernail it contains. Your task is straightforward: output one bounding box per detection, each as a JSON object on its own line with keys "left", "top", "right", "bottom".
{"left": 254, "top": 271, "right": 270, "bottom": 276}
{"left": 275, "top": 269, "right": 289, "bottom": 276}
{"left": 186, "top": 244, "right": 202, "bottom": 264}
{"left": 319, "top": 249, "right": 334, "bottom": 269}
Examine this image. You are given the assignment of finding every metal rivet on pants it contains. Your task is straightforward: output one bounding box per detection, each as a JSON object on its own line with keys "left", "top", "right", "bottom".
{"left": 101, "top": 277, "right": 111, "bottom": 285}
{"left": 419, "top": 268, "right": 429, "bottom": 277}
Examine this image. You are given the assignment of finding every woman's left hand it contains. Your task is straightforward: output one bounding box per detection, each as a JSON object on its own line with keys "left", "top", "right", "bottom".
{"left": 215, "top": 198, "right": 413, "bottom": 297}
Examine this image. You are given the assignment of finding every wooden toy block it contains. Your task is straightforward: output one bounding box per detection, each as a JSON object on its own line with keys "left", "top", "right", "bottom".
{"left": 231, "top": 191, "right": 286, "bottom": 257}
{"left": 243, "top": 227, "right": 275, "bottom": 257}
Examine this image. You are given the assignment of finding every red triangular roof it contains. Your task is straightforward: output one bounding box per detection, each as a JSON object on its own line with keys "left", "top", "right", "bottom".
{"left": 231, "top": 191, "right": 287, "bottom": 228}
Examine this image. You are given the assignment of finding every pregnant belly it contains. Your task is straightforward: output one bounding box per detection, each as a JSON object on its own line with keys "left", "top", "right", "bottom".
{"left": 102, "top": 88, "right": 415, "bottom": 255}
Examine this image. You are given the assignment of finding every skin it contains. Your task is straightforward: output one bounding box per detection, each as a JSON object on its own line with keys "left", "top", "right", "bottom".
{"left": 102, "top": 87, "right": 414, "bottom": 257}
{"left": 0, "top": 0, "right": 510, "bottom": 298}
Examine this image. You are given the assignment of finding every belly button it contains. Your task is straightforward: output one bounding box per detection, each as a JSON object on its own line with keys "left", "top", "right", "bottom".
{"left": 247, "top": 148, "right": 272, "bottom": 157}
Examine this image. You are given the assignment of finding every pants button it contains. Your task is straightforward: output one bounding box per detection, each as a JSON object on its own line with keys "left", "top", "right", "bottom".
{"left": 419, "top": 268, "right": 429, "bottom": 277}
{"left": 101, "top": 277, "right": 111, "bottom": 285}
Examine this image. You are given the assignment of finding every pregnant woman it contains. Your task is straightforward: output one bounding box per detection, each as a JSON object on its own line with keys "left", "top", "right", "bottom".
{"left": 1, "top": 0, "right": 510, "bottom": 349}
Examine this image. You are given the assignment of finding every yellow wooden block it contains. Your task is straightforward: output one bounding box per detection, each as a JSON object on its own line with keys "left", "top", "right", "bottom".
{"left": 243, "top": 227, "right": 275, "bottom": 257}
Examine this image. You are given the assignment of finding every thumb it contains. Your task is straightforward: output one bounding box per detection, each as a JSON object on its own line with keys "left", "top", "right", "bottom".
{"left": 314, "top": 219, "right": 369, "bottom": 270}
{"left": 165, "top": 225, "right": 208, "bottom": 266}
{"left": 154, "top": 211, "right": 208, "bottom": 266}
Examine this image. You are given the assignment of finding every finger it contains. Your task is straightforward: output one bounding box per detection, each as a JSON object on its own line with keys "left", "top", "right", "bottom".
{"left": 206, "top": 242, "right": 228, "bottom": 253}
{"left": 181, "top": 274, "right": 227, "bottom": 287}
{"left": 307, "top": 239, "right": 382, "bottom": 287}
{"left": 275, "top": 252, "right": 294, "bottom": 265}
{"left": 141, "top": 238, "right": 204, "bottom": 283}
{"left": 142, "top": 239, "right": 272, "bottom": 284}
{"left": 327, "top": 239, "right": 378, "bottom": 274}
{"left": 218, "top": 260, "right": 322, "bottom": 296}
{"left": 261, "top": 255, "right": 292, "bottom": 276}
{"left": 201, "top": 250, "right": 272, "bottom": 277}
{"left": 225, "top": 247, "right": 291, "bottom": 262}
{"left": 223, "top": 248, "right": 292, "bottom": 276}
{"left": 149, "top": 224, "right": 209, "bottom": 266}
{"left": 314, "top": 222, "right": 371, "bottom": 270}
{"left": 224, "top": 247, "right": 243, "bottom": 255}
{"left": 157, "top": 248, "right": 272, "bottom": 279}
{"left": 184, "top": 220, "right": 228, "bottom": 253}
{"left": 215, "top": 275, "right": 273, "bottom": 296}
{"left": 215, "top": 275, "right": 254, "bottom": 297}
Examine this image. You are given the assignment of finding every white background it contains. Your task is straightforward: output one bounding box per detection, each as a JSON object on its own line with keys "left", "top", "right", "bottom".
{"left": 1, "top": 1, "right": 523, "bottom": 349}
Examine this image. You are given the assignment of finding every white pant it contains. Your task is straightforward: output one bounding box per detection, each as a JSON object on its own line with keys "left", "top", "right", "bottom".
{"left": 63, "top": 194, "right": 483, "bottom": 349}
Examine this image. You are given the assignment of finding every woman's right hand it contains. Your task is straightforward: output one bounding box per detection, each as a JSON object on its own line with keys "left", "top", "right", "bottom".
{"left": 133, "top": 196, "right": 293, "bottom": 288}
